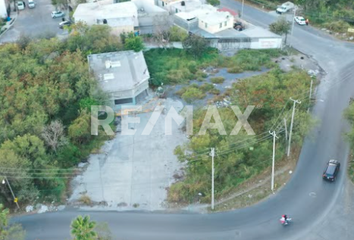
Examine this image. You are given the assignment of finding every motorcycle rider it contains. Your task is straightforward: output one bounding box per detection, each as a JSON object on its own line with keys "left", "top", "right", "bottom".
{"left": 281, "top": 215, "right": 288, "bottom": 224}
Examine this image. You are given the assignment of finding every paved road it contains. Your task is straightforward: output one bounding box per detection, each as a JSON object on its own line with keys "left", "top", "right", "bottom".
{"left": 13, "top": 1, "right": 354, "bottom": 240}
{"left": 0, "top": 0, "right": 67, "bottom": 43}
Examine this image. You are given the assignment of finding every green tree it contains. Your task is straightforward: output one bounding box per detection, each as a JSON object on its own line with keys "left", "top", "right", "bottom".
{"left": 0, "top": 204, "right": 25, "bottom": 240}
{"left": 68, "top": 110, "right": 92, "bottom": 145}
{"left": 1, "top": 134, "right": 48, "bottom": 169}
{"left": 71, "top": 215, "right": 97, "bottom": 240}
{"left": 169, "top": 26, "right": 188, "bottom": 42}
{"left": 66, "top": 23, "right": 122, "bottom": 55}
{"left": 123, "top": 33, "right": 144, "bottom": 52}
{"left": 269, "top": 17, "right": 291, "bottom": 45}
{"left": 182, "top": 34, "right": 209, "bottom": 58}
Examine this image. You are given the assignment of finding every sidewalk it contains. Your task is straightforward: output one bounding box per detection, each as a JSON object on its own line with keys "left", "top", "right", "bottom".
{"left": 0, "top": 12, "right": 18, "bottom": 39}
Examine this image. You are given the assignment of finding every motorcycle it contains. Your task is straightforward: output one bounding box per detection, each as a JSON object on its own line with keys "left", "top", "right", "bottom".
{"left": 279, "top": 217, "right": 292, "bottom": 226}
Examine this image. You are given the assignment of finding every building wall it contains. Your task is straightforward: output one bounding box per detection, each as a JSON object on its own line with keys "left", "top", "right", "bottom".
{"left": 0, "top": 0, "right": 7, "bottom": 18}
{"left": 109, "top": 79, "right": 149, "bottom": 107}
{"left": 250, "top": 38, "right": 282, "bottom": 49}
{"left": 198, "top": 17, "right": 233, "bottom": 34}
{"left": 111, "top": 25, "right": 135, "bottom": 35}
{"left": 208, "top": 37, "right": 282, "bottom": 51}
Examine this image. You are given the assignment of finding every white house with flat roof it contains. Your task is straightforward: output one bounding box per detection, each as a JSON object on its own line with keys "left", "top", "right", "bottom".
{"left": 88, "top": 51, "right": 150, "bottom": 108}
{"left": 73, "top": 1, "right": 139, "bottom": 35}
{"left": 198, "top": 11, "right": 233, "bottom": 34}
{"left": 174, "top": 4, "right": 234, "bottom": 34}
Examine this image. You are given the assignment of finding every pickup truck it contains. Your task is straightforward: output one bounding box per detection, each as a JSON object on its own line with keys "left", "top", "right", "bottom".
{"left": 276, "top": 1, "right": 294, "bottom": 14}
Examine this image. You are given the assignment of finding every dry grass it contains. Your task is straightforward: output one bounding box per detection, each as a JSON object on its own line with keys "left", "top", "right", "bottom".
{"left": 79, "top": 195, "right": 92, "bottom": 205}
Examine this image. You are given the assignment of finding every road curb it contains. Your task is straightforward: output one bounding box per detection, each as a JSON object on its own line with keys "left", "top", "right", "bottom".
{"left": 0, "top": 12, "right": 18, "bottom": 40}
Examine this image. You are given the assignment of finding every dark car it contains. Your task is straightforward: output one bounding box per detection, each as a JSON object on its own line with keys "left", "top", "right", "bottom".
{"left": 323, "top": 159, "right": 340, "bottom": 182}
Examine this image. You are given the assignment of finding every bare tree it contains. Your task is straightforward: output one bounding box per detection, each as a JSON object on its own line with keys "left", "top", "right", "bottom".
{"left": 41, "top": 120, "right": 68, "bottom": 152}
{"left": 153, "top": 15, "right": 173, "bottom": 50}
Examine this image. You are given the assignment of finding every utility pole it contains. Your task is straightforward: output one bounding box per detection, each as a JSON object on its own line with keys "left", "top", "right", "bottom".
{"left": 308, "top": 76, "right": 314, "bottom": 112}
{"left": 291, "top": 7, "right": 297, "bottom": 36}
{"left": 287, "top": 98, "right": 301, "bottom": 157}
{"left": 210, "top": 148, "right": 215, "bottom": 210}
{"left": 269, "top": 131, "right": 278, "bottom": 192}
{"left": 241, "top": 0, "right": 245, "bottom": 19}
{"left": 284, "top": 118, "right": 288, "bottom": 143}
{"left": 2, "top": 176, "right": 20, "bottom": 209}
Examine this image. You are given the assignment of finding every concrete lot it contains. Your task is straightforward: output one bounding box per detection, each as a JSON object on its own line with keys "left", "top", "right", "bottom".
{"left": 0, "top": 0, "right": 68, "bottom": 43}
{"left": 70, "top": 98, "right": 188, "bottom": 211}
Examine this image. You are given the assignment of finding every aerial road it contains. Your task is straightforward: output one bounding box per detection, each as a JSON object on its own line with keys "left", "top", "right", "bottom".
{"left": 13, "top": 1, "right": 354, "bottom": 240}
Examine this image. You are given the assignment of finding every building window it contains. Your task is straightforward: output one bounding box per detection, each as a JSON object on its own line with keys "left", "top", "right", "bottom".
{"left": 220, "top": 23, "right": 222, "bottom": 28}
{"left": 205, "top": 23, "right": 207, "bottom": 28}
{"left": 176, "top": 9, "right": 178, "bottom": 13}
{"left": 115, "top": 98, "right": 133, "bottom": 105}
{"left": 224, "top": 21, "right": 227, "bottom": 26}
{"left": 162, "top": 2, "right": 164, "bottom": 6}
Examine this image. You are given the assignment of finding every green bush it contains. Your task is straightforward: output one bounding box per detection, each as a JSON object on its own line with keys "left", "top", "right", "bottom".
{"left": 209, "top": 88, "right": 220, "bottom": 95}
{"left": 210, "top": 77, "right": 225, "bottom": 84}
{"left": 181, "top": 87, "right": 206, "bottom": 103}
{"left": 200, "top": 83, "right": 215, "bottom": 92}
{"left": 227, "top": 66, "right": 244, "bottom": 73}
{"left": 323, "top": 20, "right": 352, "bottom": 33}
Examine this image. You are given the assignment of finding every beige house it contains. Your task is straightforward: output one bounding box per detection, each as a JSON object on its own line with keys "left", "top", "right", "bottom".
{"left": 198, "top": 11, "right": 233, "bottom": 34}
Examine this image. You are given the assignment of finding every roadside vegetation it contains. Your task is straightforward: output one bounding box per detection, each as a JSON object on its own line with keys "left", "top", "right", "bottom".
{"left": 0, "top": 23, "right": 143, "bottom": 209}
{"left": 0, "top": 204, "right": 25, "bottom": 240}
{"left": 344, "top": 103, "right": 354, "bottom": 183}
{"left": 244, "top": 0, "right": 354, "bottom": 35}
{"left": 169, "top": 68, "right": 318, "bottom": 204}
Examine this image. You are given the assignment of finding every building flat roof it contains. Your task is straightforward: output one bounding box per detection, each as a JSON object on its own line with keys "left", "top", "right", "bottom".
{"left": 198, "top": 11, "right": 232, "bottom": 25}
{"left": 172, "top": 0, "right": 202, "bottom": 12}
{"left": 191, "top": 25, "right": 281, "bottom": 39}
{"left": 73, "top": 2, "right": 138, "bottom": 26}
{"left": 88, "top": 51, "right": 150, "bottom": 93}
{"left": 176, "top": 11, "right": 197, "bottom": 21}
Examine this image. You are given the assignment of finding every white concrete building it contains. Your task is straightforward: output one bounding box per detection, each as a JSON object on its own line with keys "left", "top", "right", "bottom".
{"left": 88, "top": 51, "right": 150, "bottom": 109}
{"left": 73, "top": 1, "right": 139, "bottom": 35}
{"left": 0, "top": 0, "right": 9, "bottom": 19}
{"left": 174, "top": 4, "right": 233, "bottom": 34}
{"left": 132, "top": 0, "right": 169, "bottom": 34}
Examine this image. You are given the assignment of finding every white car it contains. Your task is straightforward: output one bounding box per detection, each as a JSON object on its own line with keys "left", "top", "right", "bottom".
{"left": 17, "top": 1, "right": 25, "bottom": 10}
{"left": 28, "top": 0, "right": 35, "bottom": 8}
{"left": 51, "top": 11, "right": 65, "bottom": 18}
{"left": 294, "top": 16, "right": 306, "bottom": 25}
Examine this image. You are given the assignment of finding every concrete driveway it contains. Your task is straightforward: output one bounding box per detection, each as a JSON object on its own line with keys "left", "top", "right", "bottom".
{"left": 0, "top": 0, "right": 68, "bottom": 43}
{"left": 69, "top": 98, "right": 187, "bottom": 211}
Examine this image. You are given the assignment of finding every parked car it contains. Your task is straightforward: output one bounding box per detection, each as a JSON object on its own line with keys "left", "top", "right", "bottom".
{"left": 51, "top": 11, "right": 65, "bottom": 18}
{"left": 276, "top": 1, "right": 294, "bottom": 14}
{"left": 323, "top": 159, "right": 340, "bottom": 182}
{"left": 28, "top": 0, "right": 35, "bottom": 8}
{"left": 59, "top": 20, "right": 72, "bottom": 29}
{"left": 17, "top": 1, "right": 25, "bottom": 10}
{"left": 294, "top": 16, "right": 306, "bottom": 25}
